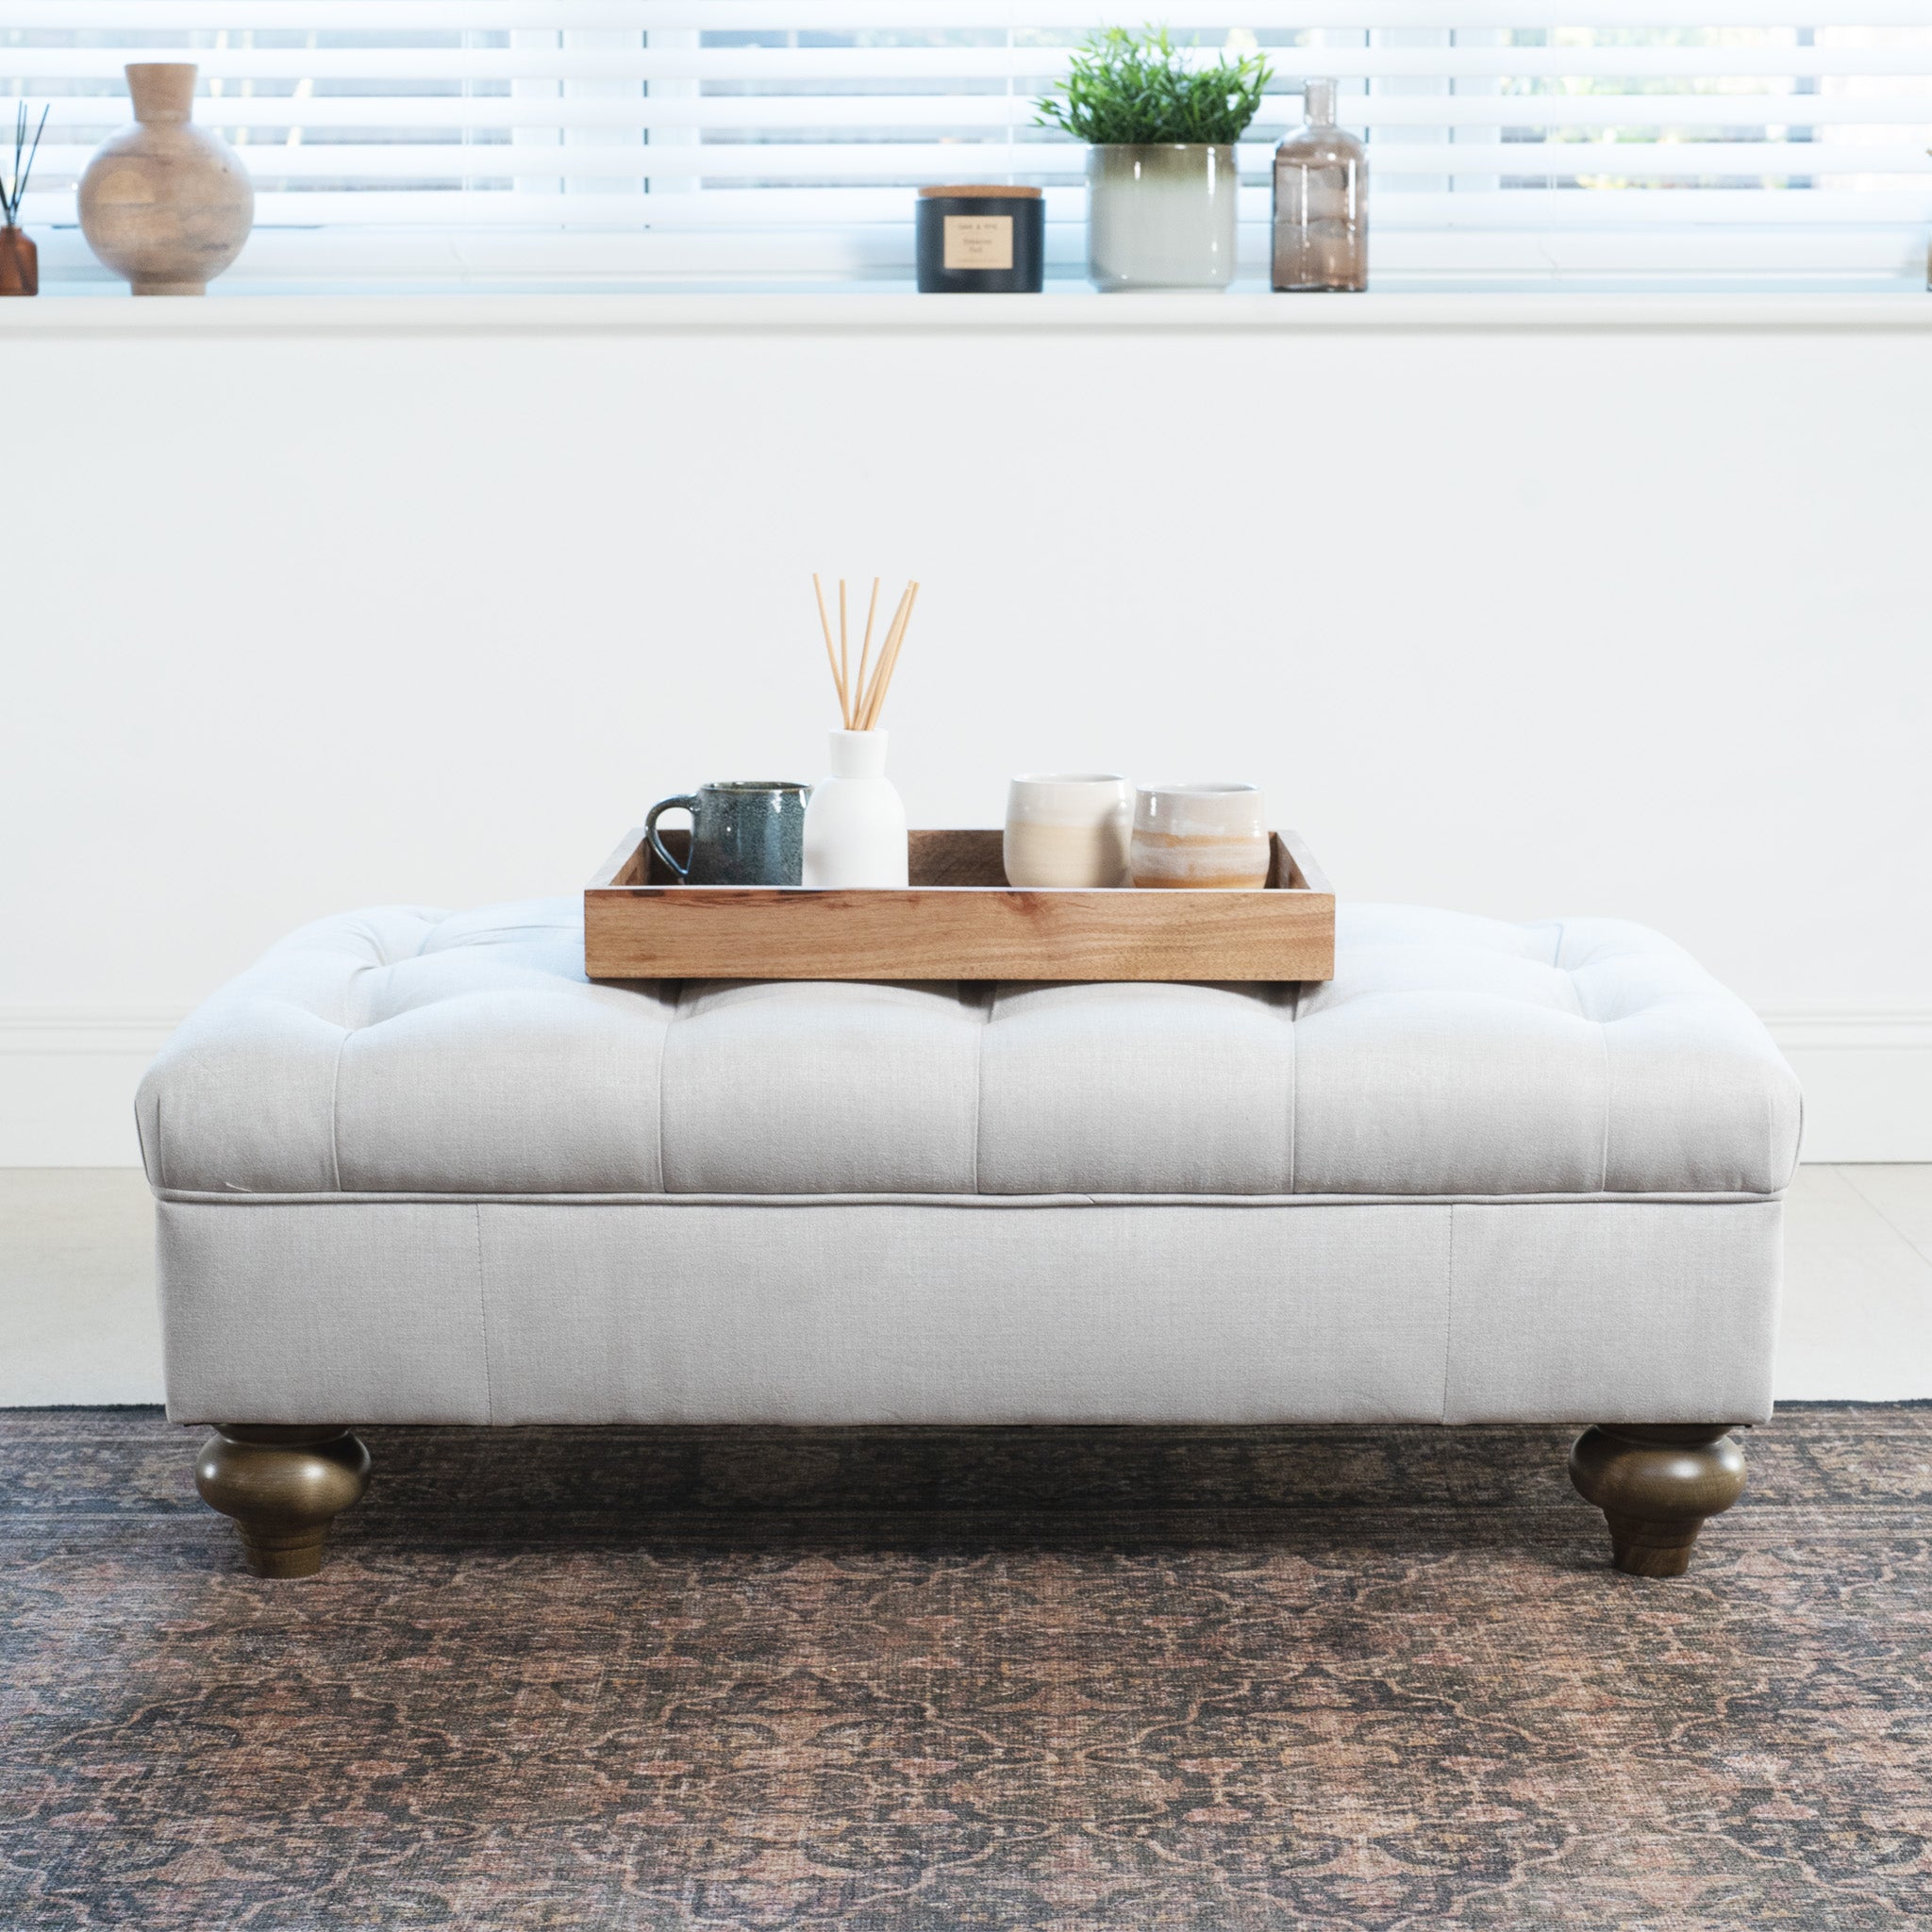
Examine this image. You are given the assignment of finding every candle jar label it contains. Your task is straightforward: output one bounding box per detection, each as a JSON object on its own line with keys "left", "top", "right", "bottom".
{"left": 943, "top": 214, "right": 1013, "bottom": 271}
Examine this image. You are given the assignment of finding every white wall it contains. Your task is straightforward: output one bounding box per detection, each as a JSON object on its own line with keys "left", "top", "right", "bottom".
{"left": 4, "top": 294, "right": 1929, "bottom": 1164}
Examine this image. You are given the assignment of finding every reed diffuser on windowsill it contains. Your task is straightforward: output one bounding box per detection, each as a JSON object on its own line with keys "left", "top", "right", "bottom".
{"left": 802, "top": 574, "right": 921, "bottom": 889}
{"left": 1, "top": 101, "right": 49, "bottom": 297}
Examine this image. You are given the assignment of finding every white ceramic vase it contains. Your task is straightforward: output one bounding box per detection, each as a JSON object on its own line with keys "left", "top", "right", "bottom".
{"left": 802, "top": 730, "right": 908, "bottom": 888}
{"left": 1087, "top": 144, "right": 1239, "bottom": 292}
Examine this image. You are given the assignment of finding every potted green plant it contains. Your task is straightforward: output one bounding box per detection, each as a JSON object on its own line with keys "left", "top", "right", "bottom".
{"left": 1, "top": 101, "right": 49, "bottom": 297}
{"left": 1037, "top": 26, "right": 1270, "bottom": 292}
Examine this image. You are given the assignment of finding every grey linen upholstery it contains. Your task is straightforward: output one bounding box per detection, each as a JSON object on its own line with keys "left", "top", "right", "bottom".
{"left": 140, "top": 901, "right": 1799, "bottom": 1429}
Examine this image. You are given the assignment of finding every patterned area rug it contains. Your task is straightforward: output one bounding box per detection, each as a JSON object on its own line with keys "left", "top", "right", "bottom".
{"left": 3, "top": 1407, "right": 1929, "bottom": 1930}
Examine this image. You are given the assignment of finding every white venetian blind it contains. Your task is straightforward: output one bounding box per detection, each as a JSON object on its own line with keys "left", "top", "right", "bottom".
{"left": 5, "top": 1, "right": 1931, "bottom": 282}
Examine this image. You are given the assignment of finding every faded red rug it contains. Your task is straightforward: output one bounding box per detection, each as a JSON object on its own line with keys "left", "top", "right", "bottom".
{"left": 3, "top": 1407, "right": 1929, "bottom": 1929}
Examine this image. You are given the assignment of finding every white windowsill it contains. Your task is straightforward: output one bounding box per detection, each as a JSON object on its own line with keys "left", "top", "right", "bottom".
{"left": 4, "top": 285, "right": 1930, "bottom": 336}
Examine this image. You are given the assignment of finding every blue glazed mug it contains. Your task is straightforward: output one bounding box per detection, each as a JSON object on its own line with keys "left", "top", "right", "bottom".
{"left": 645, "top": 780, "right": 810, "bottom": 886}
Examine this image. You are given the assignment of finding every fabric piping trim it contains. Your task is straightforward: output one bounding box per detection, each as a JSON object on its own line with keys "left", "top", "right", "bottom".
{"left": 151, "top": 1187, "right": 1788, "bottom": 1209}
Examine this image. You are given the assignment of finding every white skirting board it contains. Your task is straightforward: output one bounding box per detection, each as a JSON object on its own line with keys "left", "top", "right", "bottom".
{"left": 3, "top": 1003, "right": 1930, "bottom": 1168}
{"left": 1758, "top": 1010, "right": 1932, "bottom": 1164}
{"left": 1, "top": 1009, "right": 184, "bottom": 1168}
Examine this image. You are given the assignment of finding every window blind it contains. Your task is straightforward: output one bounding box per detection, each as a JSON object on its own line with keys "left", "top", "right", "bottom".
{"left": 7, "top": 1, "right": 1930, "bottom": 283}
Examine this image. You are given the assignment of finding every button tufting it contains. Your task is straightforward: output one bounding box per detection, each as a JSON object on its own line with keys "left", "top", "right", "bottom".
{"left": 138, "top": 896, "right": 1801, "bottom": 1201}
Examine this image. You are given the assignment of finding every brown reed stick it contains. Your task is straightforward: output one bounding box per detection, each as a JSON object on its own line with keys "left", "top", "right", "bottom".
{"left": 858, "top": 580, "right": 919, "bottom": 731}
{"left": 812, "top": 574, "right": 920, "bottom": 731}
{"left": 811, "top": 573, "right": 850, "bottom": 728}
{"left": 858, "top": 586, "right": 909, "bottom": 731}
{"left": 838, "top": 579, "right": 849, "bottom": 727}
{"left": 853, "top": 577, "right": 881, "bottom": 724}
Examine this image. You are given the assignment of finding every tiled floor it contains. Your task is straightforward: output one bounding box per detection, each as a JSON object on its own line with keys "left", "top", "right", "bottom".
{"left": 3, "top": 1166, "right": 1929, "bottom": 1407}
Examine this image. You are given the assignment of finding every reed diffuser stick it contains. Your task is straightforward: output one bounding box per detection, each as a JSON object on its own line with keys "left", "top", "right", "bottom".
{"left": 838, "top": 579, "right": 850, "bottom": 727}
{"left": 853, "top": 577, "right": 881, "bottom": 723}
{"left": 858, "top": 587, "right": 909, "bottom": 731}
{"left": 859, "top": 580, "right": 920, "bottom": 731}
{"left": 811, "top": 574, "right": 850, "bottom": 728}
{"left": 811, "top": 574, "right": 920, "bottom": 731}
{"left": 3, "top": 102, "right": 48, "bottom": 225}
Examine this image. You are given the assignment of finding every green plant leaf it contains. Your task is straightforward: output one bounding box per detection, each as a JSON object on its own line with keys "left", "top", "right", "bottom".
{"left": 1035, "top": 25, "right": 1272, "bottom": 146}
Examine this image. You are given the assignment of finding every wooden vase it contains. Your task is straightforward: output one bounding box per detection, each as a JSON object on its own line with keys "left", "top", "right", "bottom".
{"left": 77, "top": 63, "right": 254, "bottom": 295}
{"left": 0, "top": 225, "right": 36, "bottom": 297}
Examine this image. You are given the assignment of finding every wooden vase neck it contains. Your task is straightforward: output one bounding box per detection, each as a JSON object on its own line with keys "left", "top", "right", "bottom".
{"left": 126, "top": 62, "right": 198, "bottom": 125}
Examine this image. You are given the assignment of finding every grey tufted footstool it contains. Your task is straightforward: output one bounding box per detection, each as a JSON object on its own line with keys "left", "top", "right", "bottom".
{"left": 138, "top": 901, "right": 1799, "bottom": 1578}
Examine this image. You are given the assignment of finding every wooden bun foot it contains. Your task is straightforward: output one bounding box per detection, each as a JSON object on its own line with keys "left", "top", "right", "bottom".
{"left": 194, "top": 1425, "right": 370, "bottom": 1578}
{"left": 1569, "top": 1424, "right": 1746, "bottom": 1578}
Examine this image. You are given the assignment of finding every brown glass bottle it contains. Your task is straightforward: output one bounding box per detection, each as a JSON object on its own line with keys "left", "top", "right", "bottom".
{"left": 1272, "top": 79, "right": 1367, "bottom": 292}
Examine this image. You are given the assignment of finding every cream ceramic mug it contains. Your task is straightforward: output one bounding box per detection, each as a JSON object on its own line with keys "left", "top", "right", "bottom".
{"left": 1004, "top": 774, "right": 1133, "bottom": 888}
{"left": 1130, "top": 782, "right": 1270, "bottom": 890}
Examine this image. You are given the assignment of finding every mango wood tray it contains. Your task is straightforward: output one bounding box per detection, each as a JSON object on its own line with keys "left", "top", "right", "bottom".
{"left": 585, "top": 828, "right": 1333, "bottom": 983}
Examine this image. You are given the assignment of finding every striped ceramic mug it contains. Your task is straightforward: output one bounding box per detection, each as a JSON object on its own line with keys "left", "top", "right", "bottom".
{"left": 1129, "top": 782, "right": 1270, "bottom": 891}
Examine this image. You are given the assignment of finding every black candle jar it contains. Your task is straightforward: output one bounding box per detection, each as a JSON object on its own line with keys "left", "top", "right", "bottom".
{"left": 915, "top": 186, "right": 1044, "bottom": 293}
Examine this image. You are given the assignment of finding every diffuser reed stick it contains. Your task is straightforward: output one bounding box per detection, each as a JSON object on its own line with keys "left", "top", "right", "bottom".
{"left": 860, "top": 582, "right": 919, "bottom": 732}
{"left": 3, "top": 101, "right": 49, "bottom": 226}
{"left": 853, "top": 577, "right": 881, "bottom": 722}
{"left": 838, "top": 579, "right": 850, "bottom": 725}
{"left": 811, "top": 575, "right": 921, "bottom": 731}
{"left": 810, "top": 574, "right": 851, "bottom": 727}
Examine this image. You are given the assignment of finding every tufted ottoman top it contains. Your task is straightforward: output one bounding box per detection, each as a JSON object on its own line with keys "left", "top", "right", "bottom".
{"left": 137, "top": 901, "right": 1800, "bottom": 1202}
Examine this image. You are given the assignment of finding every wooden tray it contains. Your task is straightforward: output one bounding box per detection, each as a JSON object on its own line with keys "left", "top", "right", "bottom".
{"left": 585, "top": 828, "right": 1333, "bottom": 983}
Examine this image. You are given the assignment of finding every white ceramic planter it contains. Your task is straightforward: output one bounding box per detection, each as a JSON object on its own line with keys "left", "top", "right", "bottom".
{"left": 802, "top": 729, "right": 909, "bottom": 888}
{"left": 1087, "top": 144, "right": 1239, "bottom": 292}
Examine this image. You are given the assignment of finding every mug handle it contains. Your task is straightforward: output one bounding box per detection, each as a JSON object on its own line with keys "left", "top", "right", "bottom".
{"left": 644, "top": 794, "right": 698, "bottom": 881}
